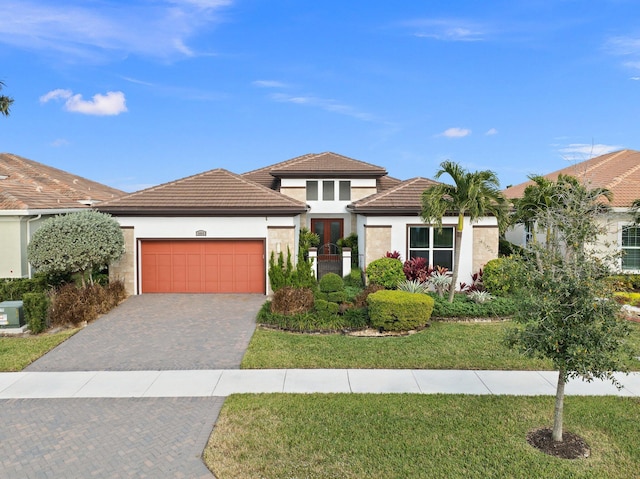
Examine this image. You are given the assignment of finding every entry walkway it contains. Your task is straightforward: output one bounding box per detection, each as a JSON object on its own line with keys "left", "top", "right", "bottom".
{"left": 1, "top": 369, "right": 638, "bottom": 398}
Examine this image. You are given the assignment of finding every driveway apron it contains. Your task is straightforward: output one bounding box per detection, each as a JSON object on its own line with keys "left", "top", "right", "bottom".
{"left": 26, "top": 293, "right": 265, "bottom": 371}
{"left": 1, "top": 294, "right": 265, "bottom": 478}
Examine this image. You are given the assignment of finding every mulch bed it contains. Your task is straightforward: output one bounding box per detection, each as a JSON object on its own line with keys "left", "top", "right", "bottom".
{"left": 526, "top": 427, "right": 590, "bottom": 459}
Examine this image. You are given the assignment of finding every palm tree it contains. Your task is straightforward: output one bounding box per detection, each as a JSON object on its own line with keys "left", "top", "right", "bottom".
{"left": 0, "top": 81, "right": 14, "bottom": 117}
{"left": 421, "top": 161, "right": 508, "bottom": 302}
{"left": 512, "top": 175, "right": 557, "bottom": 245}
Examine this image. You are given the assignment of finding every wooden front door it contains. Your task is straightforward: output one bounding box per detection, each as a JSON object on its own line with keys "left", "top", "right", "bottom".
{"left": 311, "top": 219, "right": 344, "bottom": 278}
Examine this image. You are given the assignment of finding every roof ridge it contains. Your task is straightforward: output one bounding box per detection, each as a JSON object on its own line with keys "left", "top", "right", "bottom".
{"left": 355, "top": 176, "right": 425, "bottom": 206}
{"left": 605, "top": 152, "right": 640, "bottom": 190}
{"left": 242, "top": 153, "right": 317, "bottom": 176}
{"left": 580, "top": 149, "right": 628, "bottom": 178}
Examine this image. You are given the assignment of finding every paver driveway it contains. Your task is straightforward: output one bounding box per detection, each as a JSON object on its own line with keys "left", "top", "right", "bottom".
{"left": 1, "top": 293, "right": 265, "bottom": 478}
{"left": 26, "top": 293, "right": 265, "bottom": 371}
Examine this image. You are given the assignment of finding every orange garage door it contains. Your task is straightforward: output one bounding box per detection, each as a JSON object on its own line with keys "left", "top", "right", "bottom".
{"left": 140, "top": 240, "right": 265, "bottom": 293}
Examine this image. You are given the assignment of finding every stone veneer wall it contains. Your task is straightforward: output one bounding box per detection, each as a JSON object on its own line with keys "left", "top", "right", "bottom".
{"left": 279, "top": 187, "right": 306, "bottom": 203}
{"left": 109, "top": 227, "right": 135, "bottom": 296}
{"left": 351, "top": 187, "right": 377, "bottom": 201}
{"left": 364, "top": 225, "right": 391, "bottom": 268}
{"left": 472, "top": 225, "right": 499, "bottom": 273}
{"left": 267, "top": 226, "right": 295, "bottom": 294}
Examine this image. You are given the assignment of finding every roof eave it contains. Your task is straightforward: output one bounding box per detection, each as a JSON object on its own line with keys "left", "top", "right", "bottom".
{"left": 270, "top": 171, "right": 386, "bottom": 179}
{"left": 97, "top": 206, "right": 308, "bottom": 216}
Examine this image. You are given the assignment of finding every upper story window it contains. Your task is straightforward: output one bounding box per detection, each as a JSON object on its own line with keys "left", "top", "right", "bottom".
{"left": 339, "top": 181, "right": 351, "bottom": 201}
{"left": 306, "top": 181, "right": 318, "bottom": 201}
{"left": 306, "top": 180, "right": 351, "bottom": 201}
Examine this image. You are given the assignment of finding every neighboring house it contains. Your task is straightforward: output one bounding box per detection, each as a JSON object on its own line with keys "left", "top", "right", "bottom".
{"left": 0, "top": 153, "right": 124, "bottom": 279}
{"left": 503, "top": 149, "right": 640, "bottom": 272}
{"left": 99, "top": 152, "right": 500, "bottom": 295}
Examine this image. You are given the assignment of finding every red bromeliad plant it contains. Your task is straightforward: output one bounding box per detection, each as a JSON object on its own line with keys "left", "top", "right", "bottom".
{"left": 459, "top": 268, "right": 486, "bottom": 293}
{"left": 403, "top": 257, "right": 430, "bottom": 282}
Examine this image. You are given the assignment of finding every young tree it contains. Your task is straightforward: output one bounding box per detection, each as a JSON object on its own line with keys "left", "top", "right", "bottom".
{"left": 0, "top": 81, "right": 14, "bottom": 117}
{"left": 28, "top": 210, "right": 125, "bottom": 286}
{"left": 421, "top": 161, "right": 508, "bottom": 302}
{"left": 506, "top": 180, "right": 631, "bottom": 443}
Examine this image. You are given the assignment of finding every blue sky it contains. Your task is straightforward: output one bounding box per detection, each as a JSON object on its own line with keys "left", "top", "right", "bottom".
{"left": 1, "top": 0, "right": 639, "bottom": 192}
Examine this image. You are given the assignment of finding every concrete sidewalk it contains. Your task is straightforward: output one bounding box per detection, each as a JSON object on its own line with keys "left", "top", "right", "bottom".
{"left": 1, "top": 369, "right": 638, "bottom": 398}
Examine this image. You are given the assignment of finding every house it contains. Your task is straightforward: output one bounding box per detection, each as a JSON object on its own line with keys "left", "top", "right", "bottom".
{"left": 503, "top": 149, "right": 640, "bottom": 272}
{"left": 98, "top": 152, "right": 500, "bottom": 295}
{"left": 0, "top": 153, "right": 124, "bottom": 279}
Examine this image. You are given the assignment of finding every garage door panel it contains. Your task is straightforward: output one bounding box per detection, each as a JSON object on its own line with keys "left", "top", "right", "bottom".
{"left": 141, "top": 240, "right": 264, "bottom": 293}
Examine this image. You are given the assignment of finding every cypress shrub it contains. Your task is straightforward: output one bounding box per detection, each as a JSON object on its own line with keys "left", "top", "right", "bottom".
{"left": 22, "top": 292, "right": 50, "bottom": 334}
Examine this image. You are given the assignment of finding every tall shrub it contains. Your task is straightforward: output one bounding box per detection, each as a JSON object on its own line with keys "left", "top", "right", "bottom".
{"left": 22, "top": 292, "right": 49, "bottom": 334}
{"left": 366, "top": 257, "right": 404, "bottom": 289}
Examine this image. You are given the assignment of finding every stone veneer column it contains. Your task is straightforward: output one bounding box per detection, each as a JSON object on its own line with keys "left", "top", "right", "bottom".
{"left": 472, "top": 225, "right": 499, "bottom": 273}
{"left": 267, "top": 226, "right": 296, "bottom": 294}
{"left": 109, "top": 227, "right": 135, "bottom": 296}
{"left": 364, "top": 225, "right": 391, "bottom": 268}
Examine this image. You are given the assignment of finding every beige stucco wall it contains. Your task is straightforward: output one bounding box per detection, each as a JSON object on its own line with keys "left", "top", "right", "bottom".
{"left": 364, "top": 225, "right": 391, "bottom": 268}
{"left": 351, "top": 187, "right": 377, "bottom": 201}
{"left": 472, "top": 226, "right": 499, "bottom": 273}
{"left": 279, "top": 187, "right": 306, "bottom": 203}
{"left": 109, "top": 227, "right": 135, "bottom": 296}
{"left": 0, "top": 217, "right": 24, "bottom": 278}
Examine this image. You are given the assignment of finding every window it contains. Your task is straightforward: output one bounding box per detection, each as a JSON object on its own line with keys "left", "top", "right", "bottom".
{"left": 339, "top": 181, "right": 351, "bottom": 201}
{"left": 622, "top": 226, "right": 640, "bottom": 270}
{"left": 306, "top": 181, "right": 318, "bottom": 201}
{"left": 408, "top": 226, "right": 454, "bottom": 270}
{"left": 323, "top": 181, "right": 334, "bottom": 201}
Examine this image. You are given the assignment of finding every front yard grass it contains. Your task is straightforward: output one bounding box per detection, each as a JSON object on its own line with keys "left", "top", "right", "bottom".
{"left": 204, "top": 394, "right": 640, "bottom": 479}
{"left": 0, "top": 329, "right": 78, "bottom": 371}
{"left": 241, "top": 321, "right": 640, "bottom": 370}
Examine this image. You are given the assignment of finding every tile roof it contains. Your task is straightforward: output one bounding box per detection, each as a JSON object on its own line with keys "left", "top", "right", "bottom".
{"left": 0, "top": 153, "right": 124, "bottom": 210}
{"left": 97, "top": 168, "right": 308, "bottom": 215}
{"left": 503, "top": 149, "right": 640, "bottom": 207}
{"left": 242, "top": 152, "right": 388, "bottom": 189}
{"left": 348, "top": 177, "right": 440, "bottom": 214}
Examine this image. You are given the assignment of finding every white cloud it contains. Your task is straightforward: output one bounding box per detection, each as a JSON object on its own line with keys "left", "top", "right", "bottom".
{"left": 438, "top": 127, "right": 471, "bottom": 138}
{"left": 558, "top": 143, "right": 622, "bottom": 161}
{"left": 485, "top": 128, "right": 498, "bottom": 136}
{"left": 0, "top": 0, "right": 232, "bottom": 62}
{"left": 39, "top": 89, "right": 72, "bottom": 103}
{"left": 631, "top": 76, "right": 640, "bottom": 81}
{"left": 50, "top": 138, "right": 70, "bottom": 147}
{"left": 405, "top": 18, "right": 486, "bottom": 42}
{"left": 253, "top": 80, "right": 288, "bottom": 88}
{"left": 41, "top": 89, "right": 128, "bottom": 116}
{"left": 270, "top": 93, "right": 376, "bottom": 122}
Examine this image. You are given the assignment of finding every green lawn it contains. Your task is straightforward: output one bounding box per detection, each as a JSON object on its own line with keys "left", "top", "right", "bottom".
{"left": 0, "top": 329, "right": 78, "bottom": 371}
{"left": 241, "top": 321, "right": 640, "bottom": 370}
{"left": 204, "top": 394, "right": 640, "bottom": 479}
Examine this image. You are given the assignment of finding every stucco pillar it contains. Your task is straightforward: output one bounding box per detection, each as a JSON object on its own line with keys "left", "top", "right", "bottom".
{"left": 309, "top": 247, "right": 318, "bottom": 279}
{"left": 342, "top": 247, "right": 351, "bottom": 278}
{"left": 109, "top": 227, "right": 135, "bottom": 296}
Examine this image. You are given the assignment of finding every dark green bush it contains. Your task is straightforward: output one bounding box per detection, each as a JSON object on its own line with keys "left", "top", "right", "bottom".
{"left": 344, "top": 285, "right": 363, "bottom": 302}
{"left": 257, "top": 301, "right": 356, "bottom": 332}
{"left": 482, "top": 256, "right": 527, "bottom": 296}
{"left": 607, "top": 274, "right": 640, "bottom": 292}
{"left": 271, "top": 287, "right": 314, "bottom": 315}
{"left": 22, "top": 292, "right": 49, "bottom": 334}
{"left": 366, "top": 257, "right": 405, "bottom": 289}
{"left": 327, "top": 291, "right": 346, "bottom": 303}
{"left": 344, "top": 268, "right": 364, "bottom": 288}
{"left": 319, "top": 273, "right": 344, "bottom": 293}
{"left": 314, "top": 299, "right": 340, "bottom": 314}
{"left": 367, "top": 290, "right": 434, "bottom": 331}
{"left": 342, "top": 307, "right": 369, "bottom": 329}
{"left": 430, "top": 293, "right": 518, "bottom": 318}
{"left": 0, "top": 276, "right": 48, "bottom": 302}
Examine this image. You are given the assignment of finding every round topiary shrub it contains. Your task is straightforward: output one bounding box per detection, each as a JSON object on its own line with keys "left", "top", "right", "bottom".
{"left": 366, "top": 257, "right": 405, "bottom": 289}
{"left": 367, "top": 289, "right": 434, "bottom": 331}
{"left": 319, "top": 273, "right": 344, "bottom": 293}
{"left": 482, "top": 256, "right": 526, "bottom": 296}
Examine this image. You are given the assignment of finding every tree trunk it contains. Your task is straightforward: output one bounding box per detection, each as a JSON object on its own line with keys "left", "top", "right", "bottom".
{"left": 552, "top": 369, "right": 566, "bottom": 442}
{"left": 447, "top": 216, "right": 464, "bottom": 303}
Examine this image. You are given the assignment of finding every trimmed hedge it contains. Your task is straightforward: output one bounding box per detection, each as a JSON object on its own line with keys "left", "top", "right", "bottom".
{"left": 482, "top": 257, "right": 526, "bottom": 296}
{"left": 366, "top": 257, "right": 405, "bottom": 289}
{"left": 0, "top": 276, "right": 49, "bottom": 302}
{"left": 319, "top": 273, "right": 344, "bottom": 293}
{"left": 367, "top": 290, "right": 434, "bottom": 332}
{"left": 22, "top": 292, "right": 50, "bottom": 334}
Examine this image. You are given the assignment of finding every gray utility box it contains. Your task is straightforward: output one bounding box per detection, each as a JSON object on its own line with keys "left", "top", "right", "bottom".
{"left": 0, "top": 301, "right": 25, "bottom": 328}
